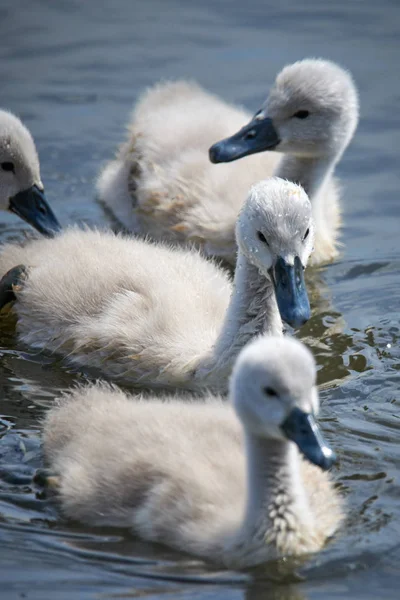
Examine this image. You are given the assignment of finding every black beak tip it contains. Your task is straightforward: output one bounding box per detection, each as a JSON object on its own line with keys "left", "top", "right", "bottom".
{"left": 282, "top": 307, "right": 311, "bottom": 330}
{"left": 292, "top": 311, "right": 311, "bottom": 329}
{"left": 320, "top": 448, "right": 337, "bottom": 471}
{"left": 209, "top": 144, "right": 221, "bottom": 164}
{"left": 303, "top": 444, "right": 336, "bottom": 472}
{"left": 44, "top": 221, "right": 62, "bottom": 238}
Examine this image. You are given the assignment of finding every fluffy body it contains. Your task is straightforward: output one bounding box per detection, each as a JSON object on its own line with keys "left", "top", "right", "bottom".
{"left": 0, "top": 178, "right": 314, "bottom": 392}
{"left": 97, "top": 81, "right": 270, "bottom": 263}
{"left": 41, "top": 336, "right": 342, "bottom": 569}
{"left": 97, "top": 59, "right": 358, "bottom": 265}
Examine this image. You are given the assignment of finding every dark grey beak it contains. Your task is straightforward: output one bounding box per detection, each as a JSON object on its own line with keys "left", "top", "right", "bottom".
{"left": 281, "top": 406, "right": 336, "bottom": 470}
{"left": 209, "top": 116, "right": 280, "bottom": 164}
{"left": 270, "top": 256, "right": 310, "bottom": 329}
{"left": 9, "top": 184, "right": 61, "bottom": 238}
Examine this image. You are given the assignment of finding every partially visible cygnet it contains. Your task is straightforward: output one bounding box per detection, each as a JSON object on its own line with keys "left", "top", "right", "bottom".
{"left": 0, "top": 109, "right": 60, "bottom": 236}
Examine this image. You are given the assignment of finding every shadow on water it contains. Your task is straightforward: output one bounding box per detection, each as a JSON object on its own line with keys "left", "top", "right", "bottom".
{"left": 1, "top": 0, "right": 400, "bottom": 598}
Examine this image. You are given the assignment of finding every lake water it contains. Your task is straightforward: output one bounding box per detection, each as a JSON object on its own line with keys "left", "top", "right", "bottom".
{"left": 1, "top": 0, "right": 400, "bottom": 598}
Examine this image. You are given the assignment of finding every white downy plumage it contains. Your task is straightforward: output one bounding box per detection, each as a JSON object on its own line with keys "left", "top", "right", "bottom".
{"left": 97, "top": 58, "right": 358, "bottom": 265}
{"left": 0, "top": 178, "right": 313, "bottom": 392}
{"left": 40, "top": 335, "right": 342, "bottom": 569}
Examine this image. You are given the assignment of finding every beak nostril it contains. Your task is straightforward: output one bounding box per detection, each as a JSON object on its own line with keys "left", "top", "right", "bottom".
{"left": 35, "top": 199, "right": 47, "bottom": 215}
{"left": 244, "top": 129, "right": 257, "bottom": 140}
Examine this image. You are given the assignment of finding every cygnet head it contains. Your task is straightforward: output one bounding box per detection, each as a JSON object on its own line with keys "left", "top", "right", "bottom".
{"left": 209, "top": 58, "right": 359, "bottom": 162}
{"left": 0, "top": 110, "right": 61, "bottom": 236}
{"left": 236, "top": 177, "right": 314, "bottom": 329}
{"left": 231, "top": 335, "right": 335, "bottom": 470}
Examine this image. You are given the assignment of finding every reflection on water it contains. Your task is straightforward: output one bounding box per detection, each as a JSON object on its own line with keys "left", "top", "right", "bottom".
{"left": 1, "top": 0, "right": 400, "bottom": 598}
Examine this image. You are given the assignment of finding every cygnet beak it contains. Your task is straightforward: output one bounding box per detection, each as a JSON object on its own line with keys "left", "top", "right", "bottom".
{"left": 270, "top": 256, "right": 310, "bottom": 329}
{"left": 9, "top": 184, "right": 61, "bottom": 237}
{"left": 209, "top": 116, "right": 280, "bottom": 163}
{"left": 281, "top": 406, "right": 336, "bottom": 470}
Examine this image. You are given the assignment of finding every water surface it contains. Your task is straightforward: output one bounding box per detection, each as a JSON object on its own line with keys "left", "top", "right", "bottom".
{"left": 0, "top": 1, "right": 400, "bottom": 598}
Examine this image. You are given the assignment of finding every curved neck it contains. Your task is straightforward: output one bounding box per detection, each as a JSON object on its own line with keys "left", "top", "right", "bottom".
{"left": 276, "top": 153, "right": 337, "bottom": 201}
{"left": 224, "top": 434, "right": 314, "bottom": 566}
{"left": 196, "top": 252, "right": 282, "bottom": 389}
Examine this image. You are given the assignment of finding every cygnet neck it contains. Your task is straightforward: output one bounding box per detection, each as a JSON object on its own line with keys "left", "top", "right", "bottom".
{"left": 276, "top": 153, "right": 337, "bottom": 202}
{"left": 223, "top": 433, "right": 314, "bottom": 566}
{"left": 196, "top": 251, "right": 282, "bottom": 390}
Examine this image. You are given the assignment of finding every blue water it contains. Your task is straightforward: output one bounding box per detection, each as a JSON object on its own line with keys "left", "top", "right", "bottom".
{"left": 0, "top": 1, "right": 400, "bottom": 598}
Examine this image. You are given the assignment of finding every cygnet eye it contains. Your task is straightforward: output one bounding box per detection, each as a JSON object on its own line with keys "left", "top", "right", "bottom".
{"left": 1, "top": 161, "right": 15, "bottom": 172}
{"left": 257, "top": 231, "right": 269, "bottom": 245}
{"left": 303, "top": 227, "right": 310, "bottom": 241}
{"left": 293, "top": 110, "right": 310, "bottom": 119}
{"left": 263, "top": 386, "right": 278, "bottom": 397}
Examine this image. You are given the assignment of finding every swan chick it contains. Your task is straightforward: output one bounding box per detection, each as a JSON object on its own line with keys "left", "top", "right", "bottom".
{"left": 210, "top": 59, "right": 359, "bottom": 264}
{"left": 38, "top": 335, "right": 342, "bottom": 569}
{"left": 0, "top": 178, "right": 313, "bottom": 392}
{"left": 0, "top": 110, "right": 61, "bottom": 236}
{"left": 97, "top": 59, "right": 357, "bottom": 266}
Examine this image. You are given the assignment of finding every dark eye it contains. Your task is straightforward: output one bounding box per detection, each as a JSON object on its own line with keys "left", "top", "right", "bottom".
{"left": 293, "top": 110, "right": 310, "bottom": 119}
{"left": 1, "top": 162, "right": 15, "bottom": 172}
{"left": 303, "top": 228, "right": 310, "bottom": 241}
{"left": 263, "top": 387, "right": 278, "bottom": 397}
{"left": 257, "top": 231, "right": 269, "bottom": 245}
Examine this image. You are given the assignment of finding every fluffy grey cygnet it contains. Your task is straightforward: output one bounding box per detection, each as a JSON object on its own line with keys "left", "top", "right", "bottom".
{"left": 38, "top": 335, "right": 342, "bottom": 569}
{"left": 98, "top": 58, "right": 358, "bottom": 266}
{"left": 0, "top": 178, "right": 313, "bottom": 392}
